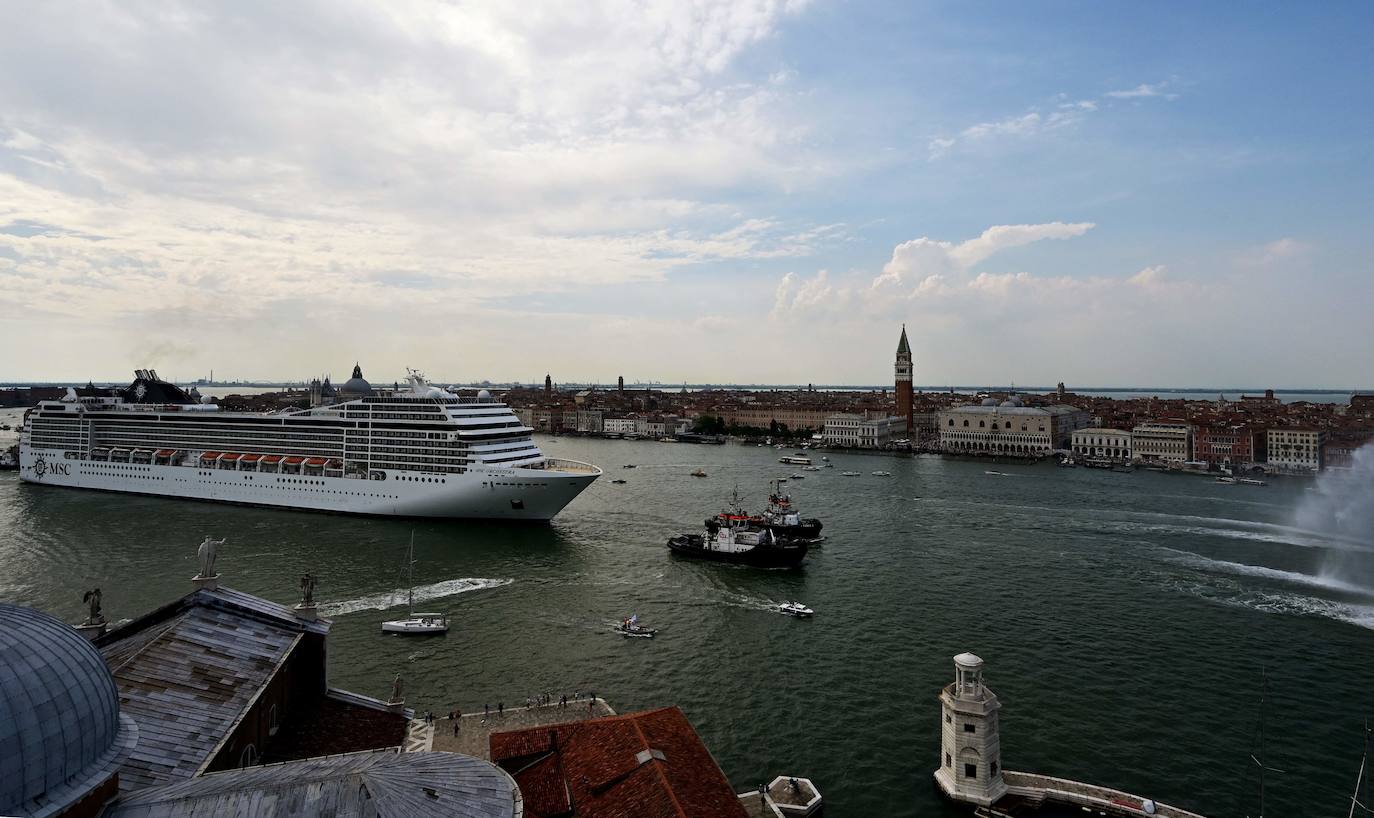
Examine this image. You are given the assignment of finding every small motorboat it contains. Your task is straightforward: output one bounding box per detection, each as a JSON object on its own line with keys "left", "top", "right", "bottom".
{"left": 824, "top": 463, "right": 835, "bottom": 468}
{"left": 871, "top": 470, "right": 891, "bottom": 477}
{"left": 611, "top": 478, "right": 627, "bottom": 484}
{"left": 984, "top": 470, "right": 1007, "bottom": 476}
{"left": 840, "top": 470, "right": 860, "bottom": 477}
{"left": 778, "top": 602, "right": 814, "bottom": 618}
{"left": 623, "top": 464, "right": 637, "bottom": 469}
{"left": 821, "top": 456, "right": 830, "bottom": 461}
{"left": 690, "top": 468, "right": 708, "bottom": 477}
{"left": 790, "top": 472, "right": 806, "bottom": 479}
{"left": 1238, "top": 477, "right": 1268, "bottom": 486}
{"left": 618, "top": 615, "right": 657, "bottom": 638}
{"left": 1215, "top": 476, "right": 1237, "bottom": 484}
{"left": 802, "top": 465, "right": 822, "bottom": 472}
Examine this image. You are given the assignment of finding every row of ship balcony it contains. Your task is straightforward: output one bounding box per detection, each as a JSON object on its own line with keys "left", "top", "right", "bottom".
{"left": 75, "top": 447, "right": 473, "bottom": 477}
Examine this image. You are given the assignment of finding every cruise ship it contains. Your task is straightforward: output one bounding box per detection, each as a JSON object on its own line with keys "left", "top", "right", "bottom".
{"left": 16, "top": 367, "right": 601, "bottom": 519}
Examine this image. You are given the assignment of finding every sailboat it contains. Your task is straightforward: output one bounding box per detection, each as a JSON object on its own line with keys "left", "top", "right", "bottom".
{"left": 381, "top": 533, "right": 449, "bottom": 635}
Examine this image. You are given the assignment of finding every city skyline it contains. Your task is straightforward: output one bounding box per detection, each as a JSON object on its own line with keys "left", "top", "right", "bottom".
{"left": 3, "top": 2, "right": 1372, "bottom": 386}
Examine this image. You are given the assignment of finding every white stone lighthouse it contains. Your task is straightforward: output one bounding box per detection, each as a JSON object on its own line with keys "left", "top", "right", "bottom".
{"left": 934, "top": 652, "right": 1007, "bottom": 806}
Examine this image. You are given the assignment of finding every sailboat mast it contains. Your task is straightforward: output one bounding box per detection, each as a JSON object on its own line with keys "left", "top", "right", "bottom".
{"left": 1350, "top": 721, "right": 1371, "bottom": 818}
{"left": 407, "top": 531, "right": 415, "bottom": 613}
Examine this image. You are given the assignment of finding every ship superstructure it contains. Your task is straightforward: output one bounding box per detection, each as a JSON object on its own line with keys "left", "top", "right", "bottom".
{"left": 17, "top": 368, "right": 600, "bottom": 519}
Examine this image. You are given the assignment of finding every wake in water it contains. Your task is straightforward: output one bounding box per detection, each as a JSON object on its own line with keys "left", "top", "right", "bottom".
{"left": 1158, "top": 547, "right": 1374, "bottom": 599}
{"left": 320, "top": 577, "right": 513, "bottom": 616}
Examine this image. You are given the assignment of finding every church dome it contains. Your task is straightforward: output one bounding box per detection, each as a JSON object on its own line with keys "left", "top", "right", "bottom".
{"left": 341, "top": 363, "right": 373, "bottom": 396}
{"left": 1000, "top": 397, "right": 1023, "bottom": 408}
{"left": 0, "top": 604, "right": 134, "bottom": 817}
{"left": 981, "top": 397, "right": 998, "bottom": 407}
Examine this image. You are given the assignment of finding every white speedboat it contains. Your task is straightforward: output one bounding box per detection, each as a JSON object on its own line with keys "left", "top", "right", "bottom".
{"left": 840, "top": 470, "right": 860, "bottom": 477}
{"left": 1215, "top": 476, "right": 1237, "bottom": 484}
{"left": 778, "top": 601, "right": 814, "bottom": 617}
{"left": 790, "top": 472, "right": 806, "bottom": 479}
{"left": 382, "top": 534, "right": 449, "bottom": 635}
{"left": 801, "top": 465, "right": 822, "bottom": 472}
{"left": 1238, "top": 477, "right": 1268, "bottom": 486}
{"left": 871, "top": 470, "right": 891, "bottom": 477}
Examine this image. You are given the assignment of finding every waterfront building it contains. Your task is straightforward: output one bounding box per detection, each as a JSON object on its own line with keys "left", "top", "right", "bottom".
{"left": 1266, "top": 427, "right": 1326, "bottom": 473}
{"left": 821, "top": 414, "right": 904, "bottom": 448}
{"left": 575, "top": 409, "right": 603, "bottom": 433}
{"left": 721, "top": 406, "right": 831, "bottom": 432}
{"left": 1070, "top": 428, "right": 1132, "bottom": 461}
{"left": 1192, "top": 424, "right": 1257, "bottom": 469}
{"left": 490, "top": 706, "right": 748, "bottom": 818}
{"left": 934, "top": 653, "right": 1006, "bottom": 807}
{"left": 822, "top": 413, "right": 863, "bottom": 447}
{"left": 937, "top": 400, "right": 1090, "bottom": 456}
{"left": 896, "top": 324, "right": 915, "bottom": 434}
{"left": 1240, "top": 389, "right": 1280, "bottom": 407}
{"left": 1131, "top": 421, "right": 1192, "bottom": 464}
{"left": 602, "top": 416, "right": 638, "bottom": 435}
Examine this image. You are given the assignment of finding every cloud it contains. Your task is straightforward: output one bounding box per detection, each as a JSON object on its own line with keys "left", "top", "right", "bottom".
{"left": 1105, "top": 82, "right": 1179, "bottom": 100}
{"left": 870, "top": 221, "right": 1095, "bottom": 290}
{"left": 928, "top": 81, "right": 1178, "bottom": 160}
{"left": 0, "top": 1, "right": 836, "bottom": 379}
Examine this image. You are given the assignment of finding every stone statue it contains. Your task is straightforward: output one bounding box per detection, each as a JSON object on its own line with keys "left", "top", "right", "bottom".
{"left": 196, "top": 536, "right": 225, "bottom": 578}
{"left": 81, "top": 587, "right": 104, "bottom": 625}
{"left": 390, "top": 673, "right": 404, "bottom": 703}
{"left": 299, "top": 572, "right": 316, "bottom": 606}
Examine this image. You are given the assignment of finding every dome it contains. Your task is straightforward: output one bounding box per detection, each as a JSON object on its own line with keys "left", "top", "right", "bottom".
{"left": 477, "top": 389, "right": 492, "bottom": 401}
{"left": 1, "top": 604, "right": 134, "bottom": 817}
{"left": 341, "top": 363, "right": 373, "bottom": 396}
{"left": 980, "top": 397, "right": 998, "bottom": 407}
{"left": 953, "top": 652, "right": 984, "bottom": 668}
{"left": 1000, "top": 397, "right": 1023, "bottom": 407}
{"left": 319, "top": 377, "right": 336, "bottom": 397}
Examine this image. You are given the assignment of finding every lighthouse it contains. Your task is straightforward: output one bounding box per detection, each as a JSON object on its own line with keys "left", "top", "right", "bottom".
{"left": 934, "top": 652, "right": 1007, "bottom": 807}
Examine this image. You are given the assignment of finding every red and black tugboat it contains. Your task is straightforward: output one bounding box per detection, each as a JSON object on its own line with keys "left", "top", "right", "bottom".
{"left": 711, "top": 482, "right": 824, "bottom": 542}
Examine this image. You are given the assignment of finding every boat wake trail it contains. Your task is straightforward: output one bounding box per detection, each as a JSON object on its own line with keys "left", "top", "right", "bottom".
{"left": 321, "top": 577, "right": 513, "bottom": 616}
{"left": 1159, "top": 548, "right": 1374, "bottom": 598}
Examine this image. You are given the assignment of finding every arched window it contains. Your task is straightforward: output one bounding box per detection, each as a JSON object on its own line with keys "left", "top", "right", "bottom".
{"left": 979, "top": 421, "right": 985, "bottom": 428}
{"left": 239, "top": 743, "right": 257, "bottom": 768}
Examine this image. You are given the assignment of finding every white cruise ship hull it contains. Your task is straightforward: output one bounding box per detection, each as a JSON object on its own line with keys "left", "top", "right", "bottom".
{"left": 17, "top": 447, "right": 599, "bottom": 520}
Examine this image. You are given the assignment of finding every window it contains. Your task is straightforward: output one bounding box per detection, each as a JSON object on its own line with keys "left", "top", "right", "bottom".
{"left": 963, "top": 723, "right": 976, "bottom": 734}
{"left": 991, "top": 761, "right": 998, "bottom": 775}
{"left": 945, "top": 714, "right": 952, "bottom": 724}
{"left": 964, "top": 763, "right": 977, "bottom": 779}
{"left": 945, "top": 752, "right": 952, "bottom": 768}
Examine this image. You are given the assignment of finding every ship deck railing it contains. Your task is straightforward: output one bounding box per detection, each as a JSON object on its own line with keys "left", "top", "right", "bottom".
{"left": 532, "top": 457, "right": 602, "bottom": 475}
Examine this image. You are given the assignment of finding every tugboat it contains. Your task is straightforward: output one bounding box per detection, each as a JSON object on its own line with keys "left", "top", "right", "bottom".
{"left": 667, "top": 518, "right": 809, "bottom": 568}
{"left": 618, "top": 614, "right": 657, "bottom": 638}
{"left": 712, "top": 483, "right": 824, "bottom": 541}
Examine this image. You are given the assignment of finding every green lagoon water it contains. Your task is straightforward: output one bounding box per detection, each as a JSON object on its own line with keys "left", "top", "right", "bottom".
{"left": 3, "top": 422, "right": 1373, "bottom": 816}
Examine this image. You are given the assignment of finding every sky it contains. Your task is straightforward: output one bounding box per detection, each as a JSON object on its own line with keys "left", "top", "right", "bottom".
{"left": 1, "top": 1, "right": 1372, "bottom": 388}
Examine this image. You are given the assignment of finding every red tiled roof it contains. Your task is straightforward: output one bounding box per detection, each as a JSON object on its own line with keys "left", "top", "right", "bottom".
{"left": 490, "top": 706, "right": 747, "bottom": 818}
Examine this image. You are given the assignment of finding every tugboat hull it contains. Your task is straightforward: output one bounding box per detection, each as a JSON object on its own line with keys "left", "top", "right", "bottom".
{"left": 666, "top": 534, "right": 809, "bottom": 568}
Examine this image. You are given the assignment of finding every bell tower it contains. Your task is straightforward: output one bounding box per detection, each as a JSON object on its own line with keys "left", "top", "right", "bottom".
{"left": 895, "top": 324, "right": 914, "bottom": 434}
{"left": 934, "top": 652, "right": 1007, "bottom": 807}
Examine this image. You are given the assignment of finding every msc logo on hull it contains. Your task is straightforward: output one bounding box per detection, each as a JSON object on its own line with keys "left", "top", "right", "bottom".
{"left": 31, "top": 457, "right": 70, "bottom": 479}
